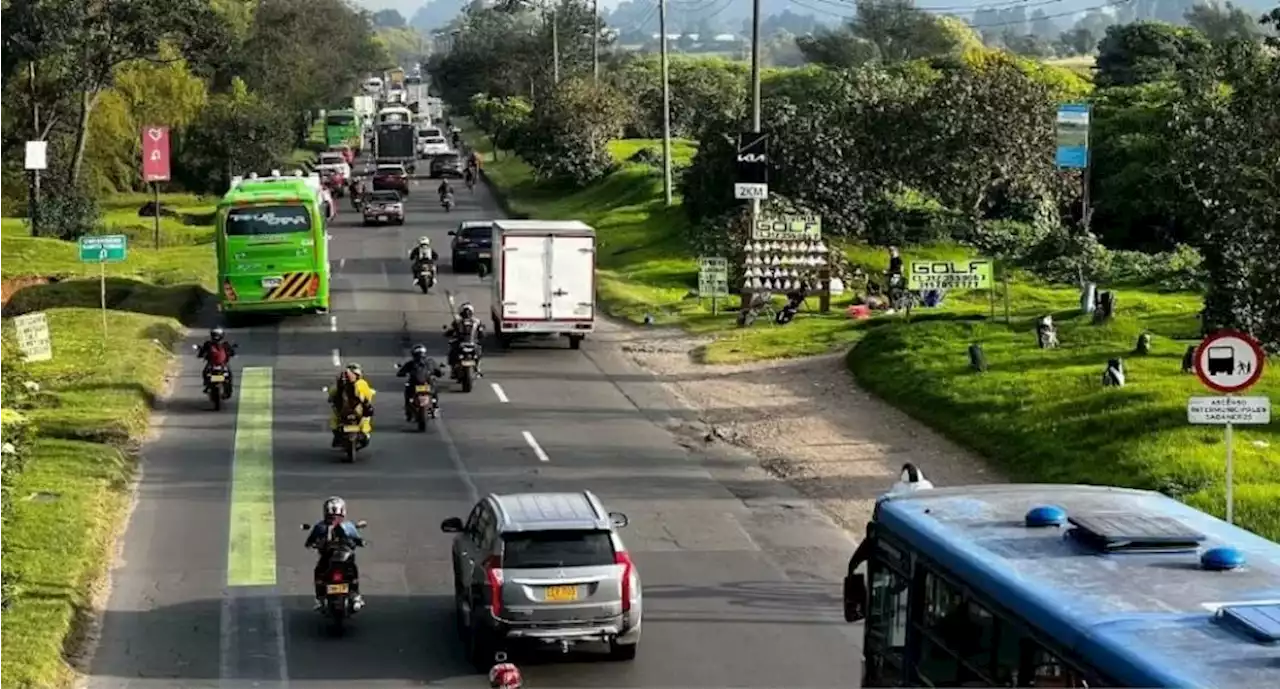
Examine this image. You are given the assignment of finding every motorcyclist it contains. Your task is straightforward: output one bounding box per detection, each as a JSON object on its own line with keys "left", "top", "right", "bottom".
{"left": 409, "top": 236, "right": 439, "bottom": 267}
{"left": 196, "top": 326, "right": 236, "bottom": 397}
{"left": 438, "top": 179, "right": 455, "bottom": 204}
{"left": 446, "top": 302, "right": 485, "bottom": 373}
{"left": 396, "top": 344, "right": 443, "bottom": 420}
{"left": 305, "top": 496, "right": 366, "bottom": 611}
{"left": 328, "top": 363, "right": 376, "bottom": 448}
{"left": 488, "top": 653, "right": 522, "bottom": 689}
{"left": 463, "top": 165, "right": 476, "bottom": 190}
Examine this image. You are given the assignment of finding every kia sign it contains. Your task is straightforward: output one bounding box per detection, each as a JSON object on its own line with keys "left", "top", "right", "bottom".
{"left": 907, "top": 260, "right": 994, "bottom": 291}
{"left": 736, "top": 132, "right": 768, "bottom": 185}
{"left": 141, "top": 126, "right": 171, "bottom": 182}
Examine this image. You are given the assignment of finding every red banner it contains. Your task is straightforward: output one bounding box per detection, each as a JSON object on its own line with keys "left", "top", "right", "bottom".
{"left": 141, "top": 126, "right": 171, "bottom": 182}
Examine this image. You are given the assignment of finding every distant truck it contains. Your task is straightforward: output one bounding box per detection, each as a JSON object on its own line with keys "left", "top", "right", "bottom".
{"left": 324, "top": 109, "right": 360, "bottom": 149}
{"left": 487, "top": 220, "right": 596, "bottom": 350}
{"left": 374, "top": 106, "right": 416, "bottom": 171}
{"left": 387, "top": 67, "right": 405, "bottom": 90}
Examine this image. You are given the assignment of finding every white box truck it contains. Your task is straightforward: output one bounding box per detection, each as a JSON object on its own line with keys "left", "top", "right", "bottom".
{"left": 489, "top": 220, "right": 596, "bottom": 350}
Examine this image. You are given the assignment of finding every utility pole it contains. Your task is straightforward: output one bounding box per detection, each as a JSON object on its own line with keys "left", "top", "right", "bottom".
{"left": 29, "top": 62, "right": 41, "bottom": 236}
{"left": 659, "top": 0, "right": 673, "bottom": 206}
{"left": 746, "top": 0, "right": 763, "bottom": 308}
{"left": 592, "top": 0, "right": 600, "bottom": 82}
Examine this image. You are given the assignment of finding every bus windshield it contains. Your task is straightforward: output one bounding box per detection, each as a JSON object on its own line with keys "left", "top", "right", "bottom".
{"left": 326, "top": 114, "right": 355, "bottom": 126}
{"left": 225, "top": 205, "right": 312, "bottom": 236}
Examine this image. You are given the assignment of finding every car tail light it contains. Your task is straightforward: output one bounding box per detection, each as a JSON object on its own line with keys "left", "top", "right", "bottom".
{"left": 222, "top": 280, "right": 237, "bottom": 301}
{"left": 306, "top": 274, "right": 319, "bottom": 297}
{"left": 330, "top": 569, "right": 344, "bottom": 583}
{"left": 615, "top": 551, "right": 635, "bottom": 612}
{"left": 483, "top": 555, "right": 503, "bottom": 616}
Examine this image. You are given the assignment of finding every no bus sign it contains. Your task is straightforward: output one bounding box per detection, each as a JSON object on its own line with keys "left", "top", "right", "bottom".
{"left": 1193, "top": 330, "right": 1266, "bottom": 394}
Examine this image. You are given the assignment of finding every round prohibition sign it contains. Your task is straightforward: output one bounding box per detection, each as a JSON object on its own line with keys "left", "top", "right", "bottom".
{"left": 1193, "top": 329, "right": 1266, "bottom": 394}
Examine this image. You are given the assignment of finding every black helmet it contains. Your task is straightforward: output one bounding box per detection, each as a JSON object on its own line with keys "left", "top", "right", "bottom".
{"left": 411, "top": 344, "right": 428, "bottom": 361}
{"left": 210, "top": 326, "right": 225, "bottom": 341}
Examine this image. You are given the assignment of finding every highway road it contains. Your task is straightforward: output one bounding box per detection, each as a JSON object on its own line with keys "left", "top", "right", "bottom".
{"left": 86, "top": 167, "right": 864, "bottom": 688}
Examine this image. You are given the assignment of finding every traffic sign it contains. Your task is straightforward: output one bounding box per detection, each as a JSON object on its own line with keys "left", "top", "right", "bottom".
{"left": 79, "top": 234, "right": 128, "bottom": 263}
{"left": 13, "top": 312, "right": 52, "bottom": 362}
{"left": 734, "top": 183, "right": 768, "bottom": 200}
{"left": 141, "top": 126, "right": 171, "bottom": 182}
{"left": 1187, "top": 396, "right": 1271, "bottom": 425}
{"left": 1193, "top": 330, "right": 1265, "bottom": 393}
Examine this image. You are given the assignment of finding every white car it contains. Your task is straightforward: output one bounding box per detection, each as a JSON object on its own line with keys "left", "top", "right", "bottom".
{"left": 315, "top": 152, "right": 350, "bottom": 179}
{"left": 417, "top": 128, "right": 450, "bottom": 157}
{"left": 363, "top": 77, "right": 383, "bottom": 94}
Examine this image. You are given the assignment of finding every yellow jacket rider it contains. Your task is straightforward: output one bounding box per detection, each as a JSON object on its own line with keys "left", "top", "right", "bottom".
{"left": 329, "top": 363, "right": 376, "bottom": 447}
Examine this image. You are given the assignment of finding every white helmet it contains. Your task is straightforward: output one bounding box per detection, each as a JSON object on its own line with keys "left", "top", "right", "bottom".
{"left": 418, "top": 236, "right": 431, "bottom": 246}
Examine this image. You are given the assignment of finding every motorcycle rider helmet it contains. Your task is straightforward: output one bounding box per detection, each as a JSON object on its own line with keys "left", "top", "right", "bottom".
{"left": 345, "top": 363, "right": 363, "bottom": 379}
{"left": 418, "top": 236, "right": 431, "bottom": 247}
{"left": 459, "top": 303, "right": 475, "bottom": 319}
{"left": 210, "top": 326, "right": 225, "bottom": 342}
{"left": 411, "top": 344, "right": 428, "bottom": 361}
{"left": 488, "top": 654, "right": 521, "bottom": 689}
{"left": 323, "top": 496, "right": 347, "bottom": 519}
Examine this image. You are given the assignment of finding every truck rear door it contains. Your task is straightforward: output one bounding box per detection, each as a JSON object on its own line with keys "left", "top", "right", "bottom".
{"left": 500, "top": 234, "right": 550, "bottom": 321}
{"left": 549, "top": 234, "right": 595, "bottom": 321}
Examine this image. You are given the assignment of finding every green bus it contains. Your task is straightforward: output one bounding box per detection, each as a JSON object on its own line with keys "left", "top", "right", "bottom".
{"left": 216, "top": 174, "right": 331, "bottom": 316}
{"left": 324, "top": 109, "right": 360, "bottom": 148}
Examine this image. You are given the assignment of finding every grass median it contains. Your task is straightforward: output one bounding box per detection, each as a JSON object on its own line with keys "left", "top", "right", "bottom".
{"left": 1, "top": 193, "right": 217, "bottom": 689}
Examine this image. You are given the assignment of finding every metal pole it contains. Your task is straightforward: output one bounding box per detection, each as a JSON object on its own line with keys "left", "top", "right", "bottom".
{"left": 745, "top": 0, "right": 763, "bottom": 309}
{"left": 100, "top": 260, "right": 108, "bottom": 343}
{"left": 29, "top": 62, "right": 41, "bottom": 236}
{"left": 659, "top": 0, "right": 673, "bottom": 207}
{"left": 552, "top": 8, "right": 560, "bottom": 85}
{"left": 1225, "top": 420, "right": 1235, "bottom": 524}
{"left": 153, "top": 182, "right": 161, "bottom": 247}
{"left": 592, "top": 0, "right": 600, "bottom": 82}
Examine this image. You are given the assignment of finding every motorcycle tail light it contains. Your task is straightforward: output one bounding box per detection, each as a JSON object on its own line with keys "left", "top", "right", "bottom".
{"left": 330, "top": 569, "right": 344, "bottom": 583}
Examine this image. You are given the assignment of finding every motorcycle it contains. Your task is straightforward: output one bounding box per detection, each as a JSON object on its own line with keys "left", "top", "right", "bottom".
{"left": 441, "top": 193, "right": 455, "bottom": 212}
{"left": 301, "top": 520, "right": 368, "bottom": 634}
{"left": 325, "top": 388, "right": 369, "bottom": 463}
{"left": 413, "top": 259, "right": 437, "bottom": 294}
{"left": 193, "top": 343, "right": 237, "bottom": 410}
{"left": 452, "top": 341, "right": 480, "bottom": 393}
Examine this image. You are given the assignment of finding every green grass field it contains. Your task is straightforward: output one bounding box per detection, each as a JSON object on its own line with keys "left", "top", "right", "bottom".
{"left": 1, "top": 193, "right": 216, "bottom": 689}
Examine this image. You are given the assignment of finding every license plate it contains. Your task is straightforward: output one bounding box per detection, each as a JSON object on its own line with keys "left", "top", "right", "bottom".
{"left": 261, "top": 277, "right": 282, "bottom": 288}
{"left": 342, "top": 424, "right": 360, "bottom": 433}
{"left": 377, "top": 215, "right": 387, "bottom": 221}
{"left": 326, "top": 583, "right": 349, "bottom": 594}
{"left": 478, "top": 252, "right": 491, "bottom": 259}
{"left": 209, "top": 375, "right": 226, "bottom": 382}
{"left": 461, "top": 360, "right": 474, "bottom": 367}
{"left": 545, "top": 585, "right": 578, "bottom": 602}
{"left": 415, "top": 385, "right": 430, "bottom": 392}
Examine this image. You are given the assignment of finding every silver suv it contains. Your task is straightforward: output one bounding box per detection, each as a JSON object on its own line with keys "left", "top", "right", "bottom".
{"left": 440, "top": 491, "right": 642, "bottom": 668}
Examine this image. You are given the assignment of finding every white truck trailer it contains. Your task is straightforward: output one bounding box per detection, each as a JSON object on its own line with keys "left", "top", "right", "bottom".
{"left": 488, "top": 220, "right": 596, "bottom": 350}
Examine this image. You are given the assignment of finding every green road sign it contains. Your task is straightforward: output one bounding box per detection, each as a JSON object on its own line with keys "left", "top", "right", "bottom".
{"left": 79, "top": 234, "right": 128, "bottom": 263}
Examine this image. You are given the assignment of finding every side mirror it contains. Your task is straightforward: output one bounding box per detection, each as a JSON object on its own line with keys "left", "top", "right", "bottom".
{"left": 441, "top": 517, "right": 464, "bottom": 533}
{"left": 609, "top": 512, "right": 629, "bottom": 528}
{"left": 447, "top": 230, "right": 456, "bottom": 236}
{"left": 843, "top": 572, "right": 868, "bottom": 623}
{"left": 355, "top": 520, "right": 368, "bottom": 528}
{"left": 301, "top": 523, "right": 312, "bottom": 530}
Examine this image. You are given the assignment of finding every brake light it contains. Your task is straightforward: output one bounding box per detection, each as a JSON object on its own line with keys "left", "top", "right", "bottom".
{"left": 222, "top": 280, "right": 238, "bottom": 301}
{"left": 615, "top": 551, "right": 635, "bottom": 612}
{"left": 330, "top": 569, "right": 344, "bottom": 583}
{"left": 306, "top": 274, "right": 319, "bottom": 297}
{"left": 483, "top": 555, "right": 503, "bottom": 616}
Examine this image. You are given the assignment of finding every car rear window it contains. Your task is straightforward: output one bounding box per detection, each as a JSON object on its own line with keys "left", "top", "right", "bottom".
{"left": 376, "top": 166, "right": 403, "bottom": 175}
{"left": 501, "top": 530, "right": 616, "bottom": 569}
{"left": 459, "top": 227, "right": 491, "bottom": 244}
{"left": 370, "top": 192, "right": 400, "bottom": 202}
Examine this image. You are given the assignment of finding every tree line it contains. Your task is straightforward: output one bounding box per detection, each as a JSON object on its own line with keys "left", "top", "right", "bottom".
{"left": 435, "top": 1, "right": 1278, "bottom": 349}
{"left": 1, "top": 0, "right": 394, "bottom": 235}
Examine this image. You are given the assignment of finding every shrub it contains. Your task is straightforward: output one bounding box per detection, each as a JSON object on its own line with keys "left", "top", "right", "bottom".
{"left": 31, "top": 185, "right": 101, "bottom": 240}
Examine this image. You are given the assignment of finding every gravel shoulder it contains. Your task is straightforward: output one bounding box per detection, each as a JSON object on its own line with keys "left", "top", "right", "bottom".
{"left": 596, "top": 320, "right": 1003, "bottom": 532}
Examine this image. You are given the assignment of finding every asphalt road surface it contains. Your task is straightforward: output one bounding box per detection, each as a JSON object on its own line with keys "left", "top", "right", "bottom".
{"left": 87, "top": 166, "right": 864, "bottom": 688}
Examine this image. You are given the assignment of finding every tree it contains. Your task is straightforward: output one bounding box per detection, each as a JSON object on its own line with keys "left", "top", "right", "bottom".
{"left": 469, "top": 92, "right": 533, "bottom": 157}
{"left": 1184, "top": 2, "right": 1263, "bottom": 43}
{"left": 848, "top": 0, "right": 965, "bottom": 62}
{"left": 373, "top": 9, "right": 408, "bottom": 28}
{"left": 514, "top": 77, "right": 632, "bottom": 185}
{"left": 796, "top": 27, "right": 879, "bottom": 68}
{"left": 1095, "top": 21, "right": 1213, "bottom": 88}
{"left": 175, "top": 78, "right": 293, "bottom": 193}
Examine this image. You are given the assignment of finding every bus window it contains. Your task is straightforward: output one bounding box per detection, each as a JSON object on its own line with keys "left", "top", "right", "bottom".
{"left": 225, "top": 205, "right": 311, "bottom": 235}
{"left": 914, "top": 570, "right": 1000, "bottom": 687}
{"left": 865, "top": 561, "right": 909, "bottom": 684}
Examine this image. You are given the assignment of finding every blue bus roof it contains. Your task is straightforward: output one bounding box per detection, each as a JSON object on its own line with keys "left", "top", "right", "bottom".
{"left": 876, "top": 484, "right": 1280, "bottom": 688}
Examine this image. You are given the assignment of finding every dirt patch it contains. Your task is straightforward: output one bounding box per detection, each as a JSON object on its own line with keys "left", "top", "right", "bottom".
{"left": 2, "top": 277, "right": 52, "bottom": 309}
{"left": 598, "top": 322, "right": 1003, "bottom": 532}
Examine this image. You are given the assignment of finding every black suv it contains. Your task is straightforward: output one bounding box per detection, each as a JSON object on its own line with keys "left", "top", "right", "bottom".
{"left": 430, "top": 153, "right": 464, "bottom": 179}
{"left": 449, "top": 222, "right": 493, "bottom": 272}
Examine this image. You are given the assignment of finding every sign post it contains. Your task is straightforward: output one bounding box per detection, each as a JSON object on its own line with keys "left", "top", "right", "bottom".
{"left": 25, "top": 140, "right": 47, "bottom": 236}
{"left": 697, "top": 257, "right": 730, "bottom": 315}
{"left": 13, "top": 312, "right": 53, "bottom": 362}
{"left": 141, "top": 126, "right": 171, "bottom": 248}
{"left": 1190, "top": 330, "right": 1268, "bottom": 525}
{"left": 79, "top": 235, "right": 129, "bottom": 343}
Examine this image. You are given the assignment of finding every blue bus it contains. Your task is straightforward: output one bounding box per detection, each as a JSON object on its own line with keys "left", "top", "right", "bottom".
{"left": 844, "top": 480, "right": 1280, "bottom": 687}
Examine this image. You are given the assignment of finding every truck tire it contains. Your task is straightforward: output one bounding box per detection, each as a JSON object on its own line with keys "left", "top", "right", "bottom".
{"left": 569, "top": 335, "right": 583, "bottom": 350}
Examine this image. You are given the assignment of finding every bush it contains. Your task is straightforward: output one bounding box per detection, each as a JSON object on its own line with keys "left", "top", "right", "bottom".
{"left": 627, "top": 146, "right": 663, "bottom": 167}
{"left": 866, "top": 190, "right": 964, "bottom": 246}
{"left": 1106, "top": 244, "right": 1205, "bottom": 291}
{"left": 32, "top": 185, "right": 102, "bottom": 240}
